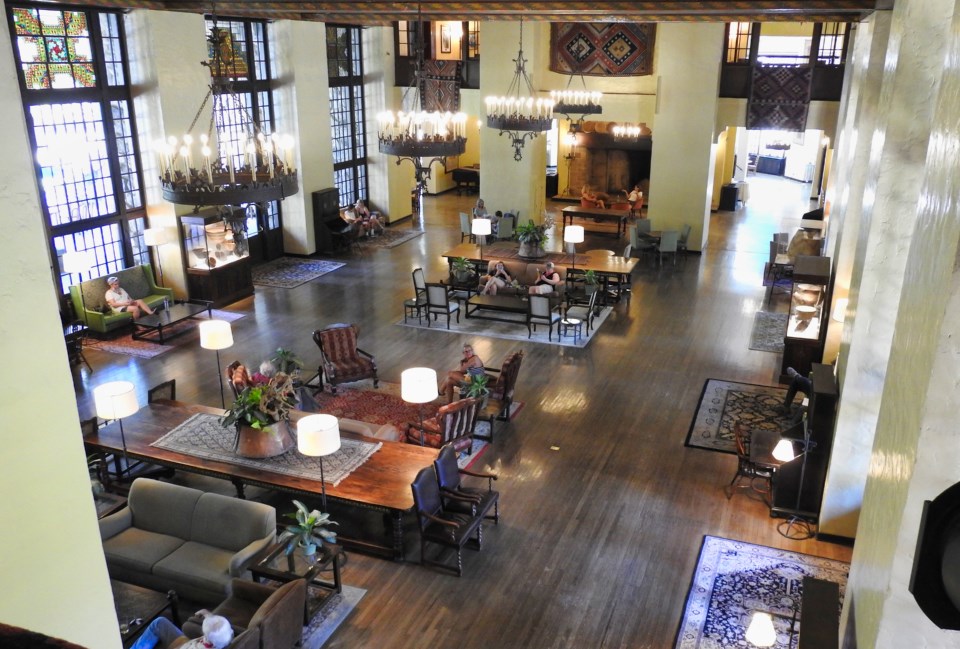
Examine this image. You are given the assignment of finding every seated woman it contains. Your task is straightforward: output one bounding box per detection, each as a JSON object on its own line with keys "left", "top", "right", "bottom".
{"left": 481, "top": 261, "right": 512, "bottom": 295}
{"left": 472, "top": 198, "right": 488, "bottom": 219}
{"left": 528, "top": 261, "right": 562, "bottom": 295}
{"left": 438, "top": 343, "right": 485, "bottom": 403}
{"left": 354, "top": 199, "right": 384, "bottom": 236}
{"left": 580, "top": 185, "right": 606, "bottom": 209}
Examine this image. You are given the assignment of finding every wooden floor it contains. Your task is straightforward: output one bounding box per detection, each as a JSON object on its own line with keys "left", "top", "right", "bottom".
{"left": 73, "top": 174, "right": 852, "bottom": 649}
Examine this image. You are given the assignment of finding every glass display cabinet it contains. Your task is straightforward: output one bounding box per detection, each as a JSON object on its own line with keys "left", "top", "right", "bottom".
{"left": 179, "top": 210, "right": 254, "bottom": 307}
{"left": 780, "top": 255, "right": 831, "bottom": 382}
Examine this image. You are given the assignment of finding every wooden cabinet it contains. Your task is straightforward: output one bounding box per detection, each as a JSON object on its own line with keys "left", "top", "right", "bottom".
{"left": 781, "top": 255, "right": 831, "bottom": 383}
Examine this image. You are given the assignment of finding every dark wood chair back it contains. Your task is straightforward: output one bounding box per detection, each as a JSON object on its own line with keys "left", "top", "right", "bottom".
{"left": 147, "top": 379, "right": 176, "bottom": 403}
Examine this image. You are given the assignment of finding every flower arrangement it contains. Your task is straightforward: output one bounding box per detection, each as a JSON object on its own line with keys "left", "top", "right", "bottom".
{"left": 221, "top": 368, "right": 298, "bottom": 431}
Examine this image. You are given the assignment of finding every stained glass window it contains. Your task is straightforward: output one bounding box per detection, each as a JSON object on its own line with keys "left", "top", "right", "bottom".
{"left": 327, "top": 26, "right": 367, "bottom": 208}
{"left": 13, "top": 8, "right": 96, "bottom": 89}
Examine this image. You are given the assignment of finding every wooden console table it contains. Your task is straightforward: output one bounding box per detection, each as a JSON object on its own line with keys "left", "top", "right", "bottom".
{"left": 561, "top": 205, "right": 630, "bottom": 238}
{"left": 84, "top": 400, "right": 439, "bottom": 560}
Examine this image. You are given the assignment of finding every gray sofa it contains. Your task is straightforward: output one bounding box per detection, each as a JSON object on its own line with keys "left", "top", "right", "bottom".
{"left": 99, "top": 478, "right": 276, "bottom": 602}
{"left": 69, "top": 263, "right": 174, "bottom": 333}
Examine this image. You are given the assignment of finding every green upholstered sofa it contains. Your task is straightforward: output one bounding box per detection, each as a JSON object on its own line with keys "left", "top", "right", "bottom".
{"left": 99, "top": 478, "right": 277, "bottom": 602}
{"left": 68, "top": 263, "right": 174, "bottom": 334}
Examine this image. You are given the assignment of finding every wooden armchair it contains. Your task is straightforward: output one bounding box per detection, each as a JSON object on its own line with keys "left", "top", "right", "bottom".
{"left": 476, "top": 351, "right": 524, "bottom": 441}
{"left": 312, "top": 323, "right": 379, "bottom": 394}
{"left": 410, "top": 466, "right": 484, "bottom": 576}
{"left": 434, "top": 443, "right": 500, "bottom": 529}
{"left": 406, "top": 397, "right": 480, "bottom": 454}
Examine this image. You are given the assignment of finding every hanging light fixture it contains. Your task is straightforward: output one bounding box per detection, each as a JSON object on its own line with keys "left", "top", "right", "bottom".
{"left": 485, "top": 19, "right": 554, "bottom": 161}
{"left": 156, "top": 14, "right": 298, "bottom": 211}
{"left": 550, "top": 75, "right": 602, "bottom": 131}
{"left": 377, "top": 3, "right": 467, "bottom": 199}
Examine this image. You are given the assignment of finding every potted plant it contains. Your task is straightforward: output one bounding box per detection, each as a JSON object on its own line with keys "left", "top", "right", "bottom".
{"left": 271, "top": 347, "right": 304, "bottom": 382}
{"left": 462, "top": 372, "right": 491, "bottom": 409}
{"left": 220, "top": 372, "right": 298, "bottom": 458}
{"left": 283, "top": 500, "right": 338, "bottom": 561}
{"left": 516, "top": 221, "right": 549, "bottom": 259}
{"left": 584, "top": 270, "right": 600, "bottom": 295}
{"left": 451, "top": 257, "right": 473, "bottom": 283}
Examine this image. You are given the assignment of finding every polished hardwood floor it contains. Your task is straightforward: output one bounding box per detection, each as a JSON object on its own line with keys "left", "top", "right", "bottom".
{"left": 73, "top": 174, "right": 852, "bottom": 648}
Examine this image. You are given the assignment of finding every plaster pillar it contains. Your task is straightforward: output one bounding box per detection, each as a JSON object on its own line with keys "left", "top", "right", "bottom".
{"left": 647, "top": 23, "right": 724, "bottom": 252}
{"left": 842, "top": 1, "right": 960, "bottom": 644}
{"left": 819, "top": 0, "right": 951, "bottom": 541}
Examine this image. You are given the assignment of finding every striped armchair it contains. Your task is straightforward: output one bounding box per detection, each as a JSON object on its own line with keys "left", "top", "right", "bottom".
{"left": 312, "top": 323, "right": 379, "bottom": 394}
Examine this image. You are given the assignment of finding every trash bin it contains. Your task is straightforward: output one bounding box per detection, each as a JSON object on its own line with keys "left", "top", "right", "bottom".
{"left": 719, "top": 183, "right": 739, "bottom": 211}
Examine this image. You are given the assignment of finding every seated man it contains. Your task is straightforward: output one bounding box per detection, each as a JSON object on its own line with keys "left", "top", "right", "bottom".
{"left": 105, "top": 276, "right": 154, "bottom": 319}
{"left": 783, "top": 366, "right": 812, "bottom": 417}
{"left": 131, "top": 612, "right": 232, "bottom": 649}
{"left": 528, "top": 262, "right": 562, "bottom": 295}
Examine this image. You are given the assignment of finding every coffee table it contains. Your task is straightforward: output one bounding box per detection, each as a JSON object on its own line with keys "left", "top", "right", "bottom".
{"left": 465, "top": 294, "right": 528, "bottom": 325}
{"left": 132, "top": 302, "right": 213, "bottom": 344}
{"left": 250, "top": 537, "right": 343, "bottom": 623}
{"left": 111, "top": 580, "right": 178, "bottom": 648}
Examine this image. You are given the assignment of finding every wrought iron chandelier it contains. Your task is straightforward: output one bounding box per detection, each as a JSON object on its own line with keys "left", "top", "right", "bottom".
{"left": 377, "top": 4, "right": 467, "bottom": 194}
{"left": 157, "top": 18, "right": 298, "bottom": 211}
{"left": 485, "top": 19, "right": 554, "bottom": 161}
{"left": 550, "top": 75, "right": 602, "bottom": 130}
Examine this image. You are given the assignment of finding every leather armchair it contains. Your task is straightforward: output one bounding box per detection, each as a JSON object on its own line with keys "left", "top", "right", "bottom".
{"left": 312, "top": 323, "right": 378, "bottom": 394}
{"left": 411, "top": 466, "right": 484, "bottom": 577}
{"left": 406, "top": 397, "right": 480, "bottom": 453}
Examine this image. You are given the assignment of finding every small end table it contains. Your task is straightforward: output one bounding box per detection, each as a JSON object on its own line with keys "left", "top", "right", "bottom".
{"left": 249, "top": 537, "right": 343, "bottom": 623}
{"left": 560, "top": 317, "right": 583, "bottom": 342}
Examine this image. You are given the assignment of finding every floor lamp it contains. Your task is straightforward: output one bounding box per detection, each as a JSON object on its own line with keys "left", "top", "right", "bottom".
{"left": 401, "top": 367, "right": 439, "bottom": 446}
{"left": 746, "top": 606, "right": 799, "bottom": 647}
{"left": 564, "top": 225, "right": 584, "bottom": 269}
{"left": 199, "top": 320, "right": 234, "bottom": 409}
{"left": 143, "top": 227, "right": 175, "bottom": 288}
{"left": 93, "top": 380, "right": 139, "bottom": 478}
{"left": 62, "top": 251, "right": 92, "bottom": 323}
{"left": 772, "top": 427, "right": 818, "bottom": 540}
{"left": 297, "top": 414, "right": 341, "bottom": 511}
{"left": 472, "top": 218, "right": 491, "bottom": 260}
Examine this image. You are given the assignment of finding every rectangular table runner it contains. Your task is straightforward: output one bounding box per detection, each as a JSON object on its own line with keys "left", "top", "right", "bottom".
{"left": 151, "top": 413, "right": 381, "bottom": 486}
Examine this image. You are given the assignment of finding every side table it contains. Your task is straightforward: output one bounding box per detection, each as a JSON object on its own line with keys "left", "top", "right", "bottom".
{"left": 559, "top": 317, "right": 583, "bottom": 342}
{"left": 249, "top": 537, "right": 343, "bottom": 623}
{"left": 111, "top": 580, "right": 178, "bottom": 649}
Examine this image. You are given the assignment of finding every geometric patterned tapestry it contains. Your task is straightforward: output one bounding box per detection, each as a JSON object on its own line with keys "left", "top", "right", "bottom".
{"left": 747, "top": 65, "right": 813, "bottom": 132}
{"left": 420, "top": 60, "right": 462, "bottom": 112}
{"left": 550, "top": 23, "right": 656, "bottom": 76}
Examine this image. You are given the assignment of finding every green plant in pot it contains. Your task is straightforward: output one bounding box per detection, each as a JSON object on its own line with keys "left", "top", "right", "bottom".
{"left": 271, "top": 347, "right": 304, "bottom": 381}
{"left": 283, "top": 500, "right": 338, "bottom": 560}
{"left": 451, "top": 256, "right": 473, "bottom": 283}
{"left": 584, "top": 269, "right": 600, "bottom": 295}
{"left": 463, "top": 371, "right": 491, "bottom": 407}
{"left": 220, "top": 372, "right": 298, "bottom": 458}
{"left": 516, "top": 221, "right": 549, "bottom": 259}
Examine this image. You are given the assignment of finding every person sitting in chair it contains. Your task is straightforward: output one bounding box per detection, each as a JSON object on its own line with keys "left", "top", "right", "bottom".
{"left": 581, "top": 185, "right": 606, "bottom": 209}
{"left": 528, "top": 262, "right": 561, "bottom": 295}
{"left": 481, "top": 261, "right": 512, "bottom": 295}
{"left": 354, "top": 199, "right": 384, "bottom": 236}
{"left": 130, "top": 612, "right": 232, "bottom": 649}
{"left": 439, "top": 343, "right": 485, "bottom": 403}
{"left": 783, "top": 366, "right": 813, "bottom": 418}
{"left": 105, "top": 276, "right": 155, "bottom": 318}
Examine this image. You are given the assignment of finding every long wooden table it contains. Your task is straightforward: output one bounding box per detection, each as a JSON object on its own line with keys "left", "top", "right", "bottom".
{"left": 561, "top": 205, "right": 631, "bottom": 238}
{"left": 85, "top": 400, "right": 439, "bottom": 560}
{"left": 442, "top": 243, "right": 637, "bottom": 276}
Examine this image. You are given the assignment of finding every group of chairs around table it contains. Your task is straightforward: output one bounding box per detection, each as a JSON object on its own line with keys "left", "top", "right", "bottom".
{"left": 628, "top": 221, "right": 692, "bottom": 267}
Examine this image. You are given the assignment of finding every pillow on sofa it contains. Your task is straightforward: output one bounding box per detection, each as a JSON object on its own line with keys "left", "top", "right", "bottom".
{"left": 81, "top": 278, "right": 109, "bottom": 311}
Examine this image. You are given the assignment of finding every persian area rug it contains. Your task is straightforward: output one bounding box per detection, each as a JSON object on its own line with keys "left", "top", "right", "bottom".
{"left": 747, "top": 65, "right": 813, "bottom": 132}
{"left": 252, "top": 257, "right": 345, "bottom": 289}
{"left": 674, "top": 536, "right": 848, "bottom": 649}
{"left": 749, "top": 312, "right": 788, "bottom": 353}
{"left": 395, "top": 306, "right": 612, "bottom": 348}
{"left": 358, "top": 228, "right": 423, "bottom": 249}
{"left": 302, "top": 584, "right": 365, "bottom": 649}
{"left": 550, "top": 23, "right": 656, "bottom": 76}
{"left": 685, "top": 379, "right": 792, "bottom": 454}
{"left": 150, "top": 413, "right": 381, "bottom": 486}
{"left": 86, "top": 310, "right": 245, "bottom": 359}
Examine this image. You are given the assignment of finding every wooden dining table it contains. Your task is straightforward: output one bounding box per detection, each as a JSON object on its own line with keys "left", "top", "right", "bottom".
{"left": 442, "top": 243, "right": 638, "bottom": 276}
{"left": 84, "top": 399, "right": 440, "bottom": 560}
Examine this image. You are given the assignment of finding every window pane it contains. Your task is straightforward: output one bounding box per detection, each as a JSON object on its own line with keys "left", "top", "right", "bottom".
{"left": 111, "top": 100, "right": 142, "bottom": 209}
{"left": 99, "top": 13, "right": 126, "bottom": 85}
{"left": 128, "top": 216, "right": 148, "bottom": 266}
{"left": 13, "top": 8, "right": 97, "bottom": 89}
{"left": 54, "top": 223, "right": 124, "bottom": 292}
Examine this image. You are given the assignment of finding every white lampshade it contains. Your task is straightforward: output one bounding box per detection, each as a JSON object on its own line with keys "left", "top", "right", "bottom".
{"left": 745, "top": 612, "right": 777, "bottom": 647}
{"left": 143, "top": 227, "right": 175, "bottom": 247}
{"left": 564, "top": 225, "right": 585, "bottom": 244}
{"left": 401, "top": 367, "right": 439, "bottom": 404}
{"left": 472, "top": 218, "right": 492, "bottom": 236}
{"left": 199, "top": 320, "right": 233, "bottom": 350}
{"left": 93, "top": 381, "right": 139, "bottom": 420}
{"left": 772, "top": 439, "right": 797, "bottom": 462}
{"left": 61, "top": 251, "right": 92, "bottom": 274}
{"left": 297, "top": 414, "right": 341, "bottom": 457}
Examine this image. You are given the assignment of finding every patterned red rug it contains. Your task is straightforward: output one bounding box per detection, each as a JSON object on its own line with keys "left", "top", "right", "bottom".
{"left": 86, "top": 310, "right": 245, "bottom": 359}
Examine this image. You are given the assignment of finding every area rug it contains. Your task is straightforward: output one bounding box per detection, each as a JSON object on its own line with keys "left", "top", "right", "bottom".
{"left": 685, "top": 379, "right": 792, "bottom": 454}
{"left": 358, "top": 228, "right": 423, "bottom": 249}
{"left": 674, "top": 535, "right": 848, "bottom": 649}
{"left": 302, "top": 584, "right": 365, "bottom": 649}
{"left": 86, "top": 310, "right": 245, "bottom": 359}
{"left": 150, "top": 412, "right": 381, "bottom": 486}
{"left": 749, "top": 312, "right": 788, "bottom": 353}
{"left": 395, "top": 306, "right": 612, "bottom": 348}
{"left": 252, "top": 257, "right": 345, "bottom": 288}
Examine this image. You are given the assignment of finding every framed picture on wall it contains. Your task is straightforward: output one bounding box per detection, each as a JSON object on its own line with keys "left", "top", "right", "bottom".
{"left": 440, "top": 24, "right": 452, "bottom": 53}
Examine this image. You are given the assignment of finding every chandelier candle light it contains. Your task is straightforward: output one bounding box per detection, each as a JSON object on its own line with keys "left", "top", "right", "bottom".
{"left": 485, "top": 20, "right": 555, "bottom": 161}
{"left": 551, "top": 90, "right": 602, "bottom": 128}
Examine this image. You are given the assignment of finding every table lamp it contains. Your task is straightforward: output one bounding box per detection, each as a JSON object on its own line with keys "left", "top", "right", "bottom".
{"left": 297, "top": 414, "right": 341, "bottom": 510}
{"left": 564, "top": 225, "right": 585, "bottom": 269}
{"left": 472, "top": 218, "right": 492, "bottom": 261}
{"left": 199, "top": 319, "right": 234, "bottom": 408}
{"left": 745, "top": 611, "right": 777, "bottom": 647}
{"left": 62, "top": 251, "right": 93, "bottom": 323}
{"left": 143, "top": 227, "right": 175, "bottom": 288}
{"left": 93, "top": 380, "right": 139, "bottom": 476}
{"left": 401, "top": 367, "right": 439, "bottom": 446}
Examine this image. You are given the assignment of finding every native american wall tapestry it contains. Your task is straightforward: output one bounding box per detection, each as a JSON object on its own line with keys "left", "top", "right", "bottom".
{"left": 420, "top": 60, "right": 462, "bottom": 112}
{"left": 550, "top": 23, "right": 656, "bottom": 76}
{"left": 747, "top": 65, "right": 813, "bottom": 132}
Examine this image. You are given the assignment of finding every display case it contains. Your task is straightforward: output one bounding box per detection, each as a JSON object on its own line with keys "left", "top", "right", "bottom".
{"left": 179, "top": 211, "right": 254, "bottom": 308}
{"left": 780, "top": 255, "right": 831, "bottom": 382}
